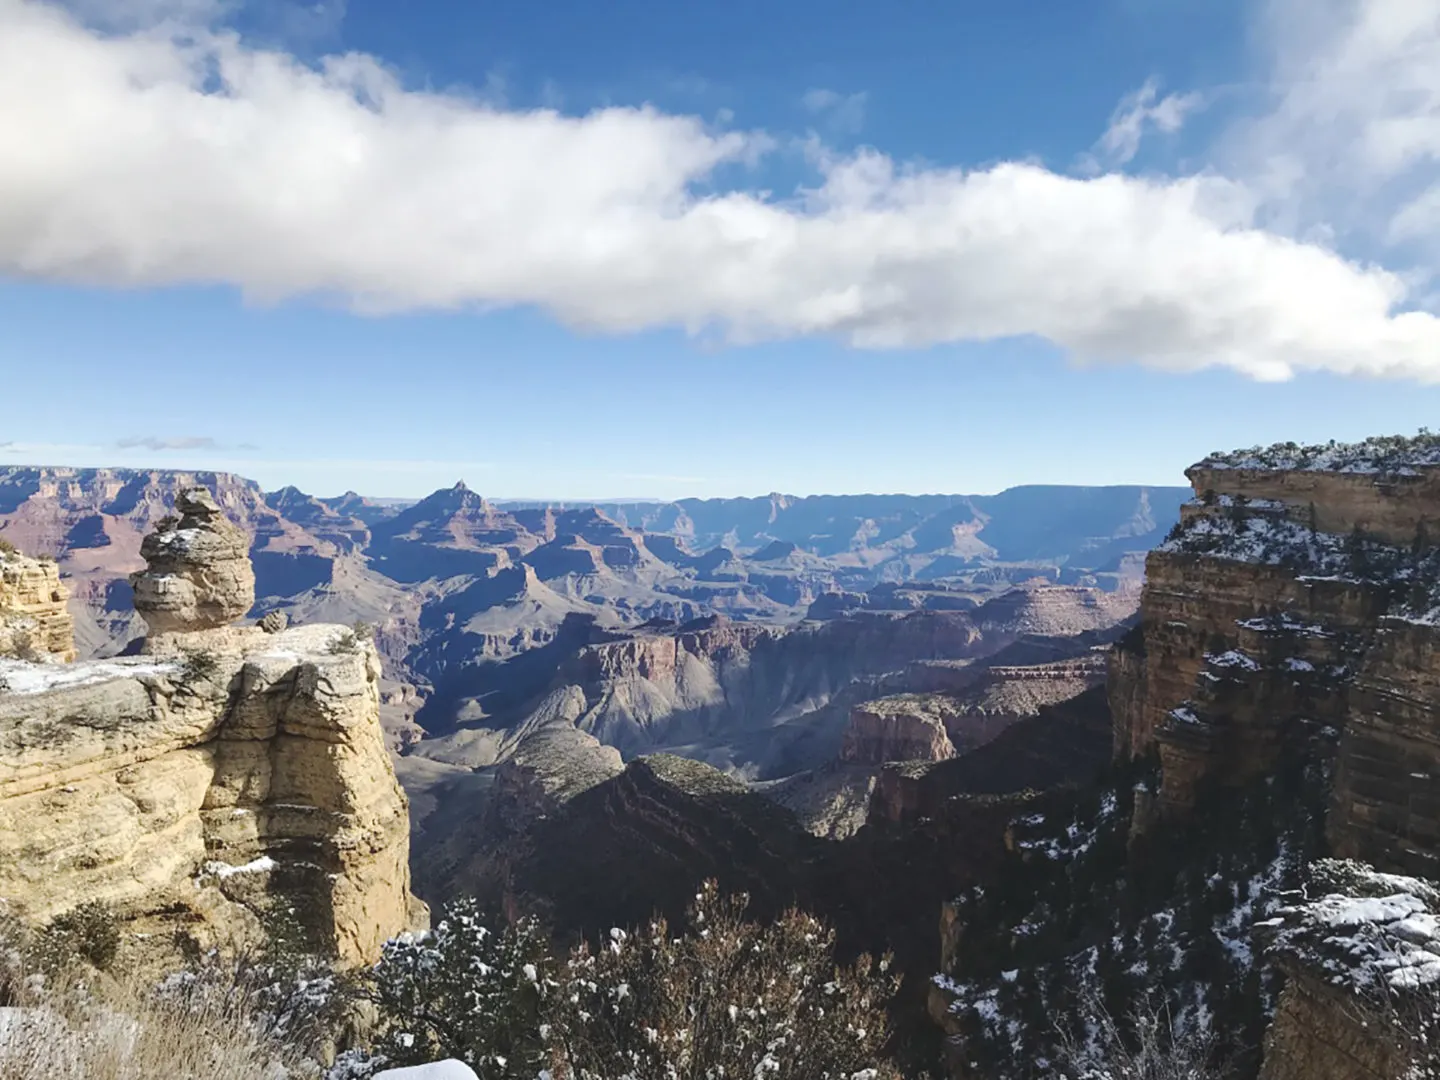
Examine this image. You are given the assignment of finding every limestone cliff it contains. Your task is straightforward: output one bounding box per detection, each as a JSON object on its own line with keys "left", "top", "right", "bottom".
{"left": 1111, "top": 434, "right": 1440, "bottom": 876}
{"left": 0, "top": 487, "right": 423, "bottom": 973}
{"left": 0, "top": 547, "right": 75, "bottom": 662}
{"left": 841, "top": 658, "right": 1106, "bottom": 767}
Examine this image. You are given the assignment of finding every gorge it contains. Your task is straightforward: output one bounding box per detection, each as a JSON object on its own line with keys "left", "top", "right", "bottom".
{"left": 6, "top": 439, "right": 1440, "bottom": 1077}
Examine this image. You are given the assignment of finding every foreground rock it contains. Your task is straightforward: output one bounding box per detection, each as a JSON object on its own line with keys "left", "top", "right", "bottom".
{"left": 0, "top": 489, "right": 423, "bottom": 972}
{"left": 1258, "top": 859, "right": 1440, "bottom": 1080}
{"left": 0, "top": 548, "right": 75, "bottom": 662}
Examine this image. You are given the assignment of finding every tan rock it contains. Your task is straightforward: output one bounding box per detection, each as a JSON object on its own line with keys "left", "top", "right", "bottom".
{"left": 0, "top": 550, "right": 75, "bottom": 662}
{"left": 130, "top": 487, "right": 255, "bottom": 637}
{"left": 0, "top": 625, "right": 423, "bottom": 972}
{"left": 840, "top": 695, "right": 959, "bottom": 764}
{"left": 1, "top": 497, "right": 422, "bottom": 974}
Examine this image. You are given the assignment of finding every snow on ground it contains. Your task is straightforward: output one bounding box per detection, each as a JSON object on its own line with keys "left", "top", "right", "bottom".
{"left": 0, "top": 657, "right": 177, "bottom": 695}
{"left": 374, "top": 1062, "right": 480, "bottom": 1080}
{"left": 1197, "top": 434, "right": 1440, "bottom": 474}
{"left": 1263, "top": 860, "right": 1440, "bottom": 993}
{"left": 197, "top": 856, "right": 276, "bottom": 881}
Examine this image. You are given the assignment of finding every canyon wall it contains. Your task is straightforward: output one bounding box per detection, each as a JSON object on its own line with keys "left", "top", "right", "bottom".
{"left": 0, "top": 488, "right": 424, "bottom": 973}
{"left": 1110, "top": 440, "right": 1440, "bottom": 1076}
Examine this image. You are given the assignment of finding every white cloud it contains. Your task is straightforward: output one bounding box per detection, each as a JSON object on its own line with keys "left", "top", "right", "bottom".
{"left": 115, "top": 435, "right": 220, "bottom": 450}
{"left": 1, "top": 0, "right": 1439, "bottom": 382}
{"left": 1095, "top": 77, "right": 1205, "bottom": 166}
{"left": 1231, "top": 0, "right": 1440, "bottom": 257}
{"left": 801, "top": 88, "right": 867, "bottom": 134}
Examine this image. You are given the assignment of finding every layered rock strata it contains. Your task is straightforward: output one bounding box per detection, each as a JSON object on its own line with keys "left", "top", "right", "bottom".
{"left": 1110, "top": 435, "right": 1440, "bottom": 877}
{"left": 0, "top": 548, "right": 75, "bottom": 662}
{"left": 0, "top": 488, "right": 422, "bottom": 972}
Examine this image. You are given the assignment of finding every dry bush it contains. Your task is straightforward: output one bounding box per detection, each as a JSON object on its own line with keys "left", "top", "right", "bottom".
{"left": 0, "top": 969, "right": 317, "bottom": 1080}
{"left": 1053, "top": 988, "right": 1229, "bottom": 1080}
{"left": 0, "top": 904, "right": 345, "bottom": 1080}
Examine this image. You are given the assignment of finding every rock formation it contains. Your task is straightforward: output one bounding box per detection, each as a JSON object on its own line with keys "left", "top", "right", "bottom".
{"left": 1110, "top": 434, "right": 1440, "bottom": 877}
{"left": 130, "top": 487, "right": 256, "bottom": 639}
{"left": 0, "top": 488, "right": 424, "bottom": 973}
{"left": 0, "top": 546, "right": 75, "bottom": 662}
{"left": 1258, "top": 859, "right": 1438, "bottom": 1080}
{"left": 840, "top": 695, "right": 963, "bottom": 764}
{"left": 839, "top": 658, "right": 1106, "bottom": 767}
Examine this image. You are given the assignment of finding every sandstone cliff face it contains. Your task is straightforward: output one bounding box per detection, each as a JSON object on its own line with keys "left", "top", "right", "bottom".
{"left": 0, "top": 549, "right": 75, "bottom": 662}
{"left": 1112, "top": 446, "right": 1440, "bottom": 868}
{"left": 0, "top": 489, "right": 423, "bottom": 972}
{"left": 1104, "top": 437, "right": 1440, "bottom": 1080}
{"left": 840, "top": 695, "right": 960, "bottom": 764}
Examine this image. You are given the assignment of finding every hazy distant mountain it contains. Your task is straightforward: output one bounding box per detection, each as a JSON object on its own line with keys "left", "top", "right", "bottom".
{"left": 0, "top": 465, "right": 1184, "bottom": 757}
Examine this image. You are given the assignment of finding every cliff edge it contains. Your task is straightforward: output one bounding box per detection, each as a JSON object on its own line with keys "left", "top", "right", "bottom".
{"left": 0, "top": 487, "right": 425, "bottom": 973}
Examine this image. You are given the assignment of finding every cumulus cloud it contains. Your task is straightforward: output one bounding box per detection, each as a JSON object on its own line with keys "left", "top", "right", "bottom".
{"left": 1, "top": 0, "right": 1439, "bottom": 381}
{"left": 1094, "top": 77, "right": 1205, "bottom": 166}
{"left": 116, "top": 436, "right": 220, "bottom": 450}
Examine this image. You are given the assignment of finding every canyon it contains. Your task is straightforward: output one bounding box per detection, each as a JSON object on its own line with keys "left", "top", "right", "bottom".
{"left": 12, "top": 440, "right": 1440, "bottom": 1078}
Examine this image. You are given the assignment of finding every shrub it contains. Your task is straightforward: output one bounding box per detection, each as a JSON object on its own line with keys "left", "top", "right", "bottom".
{"left": 0, "top": 536, "right": 16, "bottom": 554}
{"left": 43, "top": 900, "right": 121, "bottom": 972}
{"left": 1054, "top": 988, "right": 1228, "bottom": 1080}
{"left": 6, "top": 628, "right": 42, "bottom": 663}
{"left": 328, "top": 622, "right": 373, "bottom": 656}
{"left": 549, "top": 881, "right": 902, "bottom": 1080}
{"left": 180, "top": 649, "right": 221, "bottom": 683}
{"left": 352, "top": 883, "right": 903, "bottom": 1080}
{"left": 361, "top": 899, "right": 556, "bottom": 1077}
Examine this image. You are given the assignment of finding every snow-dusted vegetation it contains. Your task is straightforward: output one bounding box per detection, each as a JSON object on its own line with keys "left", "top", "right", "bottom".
{"left": 338, "top": 882, "right": 901, "bottom": 1080}
{"left": 1, "top": 885, "right": 903, "bottom": 1080}
{"left": 932, "top": 732, "right": 1335, "bottom": 1079}
{"left": 1196, "top": 430, "right": 1440, "bottom": 474}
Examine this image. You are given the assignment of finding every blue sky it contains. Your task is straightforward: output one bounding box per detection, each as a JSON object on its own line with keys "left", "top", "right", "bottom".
{"left": 1, "top": 0, "right": 1439, "bottom": 499}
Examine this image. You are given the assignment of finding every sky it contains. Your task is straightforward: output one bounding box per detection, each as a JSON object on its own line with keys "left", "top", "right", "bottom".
{"left": 2, "top": 0, "right": 1440, "bottom": 500}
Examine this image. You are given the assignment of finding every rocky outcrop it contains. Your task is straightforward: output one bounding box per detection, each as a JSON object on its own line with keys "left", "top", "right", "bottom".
{"left": 868, "top": 685, "right": 1113, "bottom": 827}
{"left": 0, "top": 491, "right": 423, "bottom": 973}
{"left": 841, "top": 695, "right": 962, "bottom": 764}
{"left": 1111, "top": 435, "right": 1440, "bottom": 875}
{"left": 130, "top": 486, "right": 257, "bottom": 639}
{"left": 1257, "top": 859, "right": 1437, "bottom": 1080}
{"left": 0, "top": 548, "right": 75, "bottom": 662}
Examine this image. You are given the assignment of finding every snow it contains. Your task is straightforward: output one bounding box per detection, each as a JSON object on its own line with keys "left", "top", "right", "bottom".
{"left": 1267, "top": 861, "right": 1440, "bottom": 994}
{"left": 1197, "top": 433, "right": 1440, "bottom": 475}
{"left": 1169, "top": 705, "right": 1202, "bottom": 725}
{"left": 1236, "top": 614, "right": 1332, "bottom": 637}
{"left": 0, "top": 657, "right": 178, "bottom": 695}
{"left": 1207, "top": 650, "right": 1260, "bottom": 671}
{"left": 198, "top": 855, "right": 276, "bottom": 880}
{"left": 373, "top": 1063, "right": 480, "bottom": 1080}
